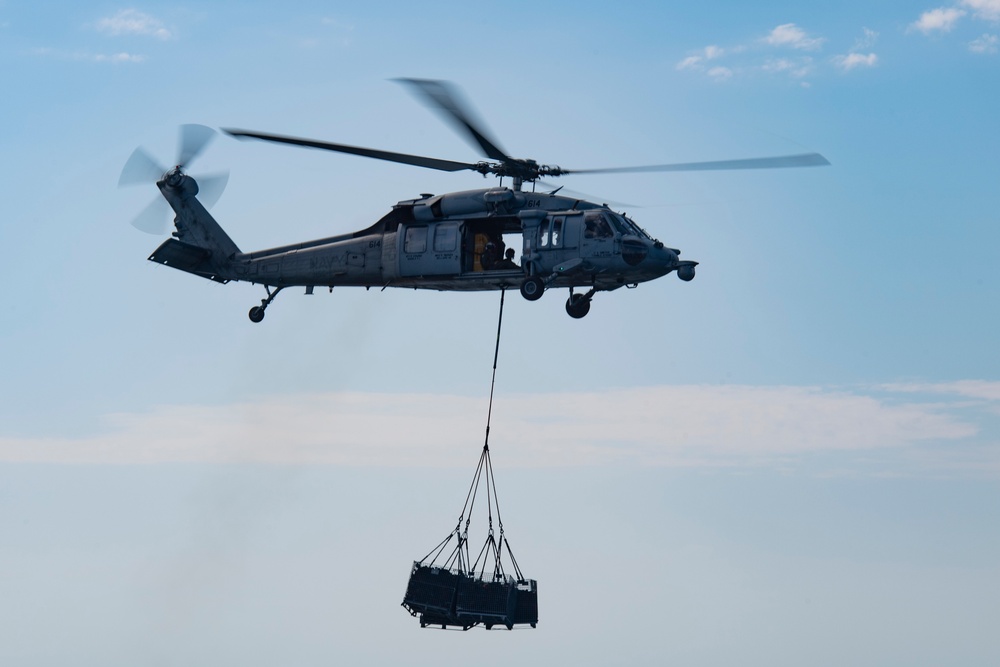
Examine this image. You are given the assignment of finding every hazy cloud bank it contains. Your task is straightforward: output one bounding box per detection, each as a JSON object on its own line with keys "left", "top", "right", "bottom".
{"left": 3, "top": 384, "right": 996, "bottom": 474}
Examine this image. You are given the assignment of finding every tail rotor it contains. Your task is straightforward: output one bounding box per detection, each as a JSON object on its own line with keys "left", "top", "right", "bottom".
{"left": 118, "top": 124, "right": 229, "bottom": 234}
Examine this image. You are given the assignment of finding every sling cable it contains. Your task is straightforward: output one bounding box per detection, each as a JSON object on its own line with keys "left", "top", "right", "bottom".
{"left": 401, "top": 289, "right": 538, "bottom": 630}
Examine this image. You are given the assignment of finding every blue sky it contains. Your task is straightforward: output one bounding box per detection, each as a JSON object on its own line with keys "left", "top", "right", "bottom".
{"left": 1, "top": 2, "right": 999, "bottom": 665}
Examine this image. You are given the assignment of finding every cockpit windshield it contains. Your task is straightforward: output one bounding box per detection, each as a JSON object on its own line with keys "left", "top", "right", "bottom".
{"left": 609, "top": 212, "right": 651, "bottom": 239}
{"left": 583, "top": 210, "right": 653, "bottom": 240}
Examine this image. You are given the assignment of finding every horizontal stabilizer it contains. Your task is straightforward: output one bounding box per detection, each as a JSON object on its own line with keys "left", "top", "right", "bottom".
{"left": 148, "top": 239, "right": 229, "bottom": 283}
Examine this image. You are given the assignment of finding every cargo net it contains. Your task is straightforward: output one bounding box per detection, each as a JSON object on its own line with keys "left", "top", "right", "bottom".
{"left": 401, "top": 289, "right": 537, "bottom": 631}
{"left": 401, "top": 444, "right": 538, "bottom": 630}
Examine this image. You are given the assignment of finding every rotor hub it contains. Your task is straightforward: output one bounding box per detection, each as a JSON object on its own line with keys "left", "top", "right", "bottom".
{"left": 164, "top": 166, "right": 184, "bottom": 187}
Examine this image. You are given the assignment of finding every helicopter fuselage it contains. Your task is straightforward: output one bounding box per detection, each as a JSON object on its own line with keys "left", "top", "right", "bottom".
{"left": 127, "top": 80, "right": 830, "bottom": 322}
{"left": 150, "top": 174, "right": 696, "bottom": 321}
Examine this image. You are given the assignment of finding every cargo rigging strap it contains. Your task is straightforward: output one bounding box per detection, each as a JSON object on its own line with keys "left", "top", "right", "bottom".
{"left": 420, "top": 289, "right": 525, "bottom": 583}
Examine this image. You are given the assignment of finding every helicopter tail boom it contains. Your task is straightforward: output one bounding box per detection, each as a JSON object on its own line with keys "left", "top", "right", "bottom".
{"left": 147, "top": 171, "right": 240, "bottom": 283}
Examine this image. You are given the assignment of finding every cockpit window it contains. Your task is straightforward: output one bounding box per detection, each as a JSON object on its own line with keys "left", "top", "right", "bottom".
{"left": 584, "top": 211, "right": 614, "bottom": 239}
{"left": 610, "top": 212, "right": 651, "bottom": 239}
{"left": 607, "top": 213, "right": 630, "bottom": 235}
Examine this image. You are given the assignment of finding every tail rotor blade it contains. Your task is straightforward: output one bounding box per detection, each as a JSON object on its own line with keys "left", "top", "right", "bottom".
{"left": 123, "top": 125, "right": 226, "bottom": 235}
{"left": 119, "top": 147, "right": 165, "bottom": 187}
{"left": 196, "top": 171, "right": 230, "bottom": 210}
{"left": 130, "top": 195, "right": 171, "bottom": 234}
{"left": 177, "top": 124, "right": 216, "bottom": 168}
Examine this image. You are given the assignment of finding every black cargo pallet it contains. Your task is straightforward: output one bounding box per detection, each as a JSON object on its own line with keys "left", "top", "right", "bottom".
{"left": 402, "top": 563, "right": 537, "bottom": 630}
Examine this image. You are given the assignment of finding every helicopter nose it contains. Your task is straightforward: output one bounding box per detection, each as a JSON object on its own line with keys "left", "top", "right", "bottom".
{"left": 652, "top": 243, "right": 677, "bottom": 263}
{"left": 621, "top": 238, "right": 649, "bottom": 266}
{"left": 651, "top": 245, "right": 679, "bottom": 277}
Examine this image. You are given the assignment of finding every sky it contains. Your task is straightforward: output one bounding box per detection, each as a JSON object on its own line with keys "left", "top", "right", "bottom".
{"left": 1, "top": 1, "right": 999, "bottom": 665}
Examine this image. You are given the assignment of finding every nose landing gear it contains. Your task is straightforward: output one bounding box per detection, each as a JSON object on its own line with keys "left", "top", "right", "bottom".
{"left": 565, "top": 287, "right": 597, "bottom": 319}
{"left": 248, "top": 286, "right": 284, "bottom": 323}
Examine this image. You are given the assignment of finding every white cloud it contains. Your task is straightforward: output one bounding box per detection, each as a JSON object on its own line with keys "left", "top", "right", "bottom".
{"left": 94, "top": 9, "right": 171, "bottom": 40}
{"left": 676, "top": 55, "right": 703, "bottom": 70}
{"left": 94, "top": 52, "right": 146, "bottom": 63}
{"left": 678, "top": 24, "right": 893, "bottom": 83}
{"left": 762, "top": 58, "right": 796, "bottom": 72}
{"left": 675, "top": 45, "right": 724, "bottom": 70}
{"left": 834, "top": 52, "right": 879, "bottom": 70}
{"left": 961, "top": 0, "right": 1000, "bottom": 22}
{"left": 762, "top": 57, "right": 814, "bottom": 78}
{"left": 28, "top": 47, "right": 145, "bottom": 63}
{"left": 879, "top": 380, "right": 1000, "bottom": 401}
{"left": 763, "top": 23, "right": 825, "bottom": 50}
{"left": 969, "top": 32, "right": 1000, "bottom": 51}
{"left": 854, "top": 27, "right": 879, "bottom": 50}
{"left": 703, "top": 44, "right": 725, "bottom": 59}
{"left": 707, "top": 66, "right": 733, "bottom": 80}
{"left": 911, "top": 7, "right": 967, "bottom": 33}
{"left": 0, "top": 385, "right": 987, "bottom": 472}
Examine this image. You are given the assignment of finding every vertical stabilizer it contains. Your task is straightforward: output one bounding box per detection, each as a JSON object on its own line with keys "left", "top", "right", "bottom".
{"left": 159, "top": 172, "right": 240, "bottom": 257}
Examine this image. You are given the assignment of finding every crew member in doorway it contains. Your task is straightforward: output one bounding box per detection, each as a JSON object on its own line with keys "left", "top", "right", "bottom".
{"left": 481, "top": 241, "right": 499, "bottom": 270}
{"left": 496, "top": 247, "right": 519, "bottom": 270}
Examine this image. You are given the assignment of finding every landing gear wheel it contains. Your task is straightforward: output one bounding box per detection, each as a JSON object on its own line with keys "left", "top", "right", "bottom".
{"left": 520, "top": 276, "right": 545, "bottom": 301}
{"left": 566, "top": 294, "right": 591, "bottom": 319}
{"left": 248, "top": 286, "right": 284, "bottom": 324}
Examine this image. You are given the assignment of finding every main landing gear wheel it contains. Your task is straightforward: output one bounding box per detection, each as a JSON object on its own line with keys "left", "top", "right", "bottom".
{"left": 520, "top": 276, "right": 544, "bottom": 301}
{"left": 565, "top": 294, "right": 591, "bottom": 319}
{"left": 248, "top": 286, "right": 284, "bottom": 323}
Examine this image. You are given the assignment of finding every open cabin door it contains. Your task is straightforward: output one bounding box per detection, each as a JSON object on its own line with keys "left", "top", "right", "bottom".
{"left": 398, "top": 222, "right": 462, "bottom": 277}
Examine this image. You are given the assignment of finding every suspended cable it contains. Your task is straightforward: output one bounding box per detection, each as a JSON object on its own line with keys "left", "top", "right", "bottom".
{"left": 401, "top": 289, "right": 537, "bottom": 631}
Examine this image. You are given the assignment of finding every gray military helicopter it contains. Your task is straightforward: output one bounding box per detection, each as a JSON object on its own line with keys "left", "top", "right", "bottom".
{"left": 120, "top": 79, "right": 828, "bottom": 322}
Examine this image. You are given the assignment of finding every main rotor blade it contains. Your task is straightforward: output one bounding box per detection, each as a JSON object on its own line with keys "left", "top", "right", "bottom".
{"left": 223, "top": 129, "right": 481, "bottom": 173}
{"left": 537, "top": 180, "right": 639, "bottom": 210}
{"left": 394, "top": 78, "right": 511, "bottom": 163}
{"left": 177, "top": 124, "right": 216, "bottom": 168}
{"left": 560, "top": 152, "right": 831, "bottom": 176}
{"left": 119, "top": 147, "right": 166, "bottom": 187}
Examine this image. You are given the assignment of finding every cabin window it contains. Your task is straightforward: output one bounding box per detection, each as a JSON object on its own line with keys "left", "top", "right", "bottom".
{"left": 551, "top": 218, "right": 562, "bottom": 247}
{"left": 404, "top": 226, "right": 427, "bottom": 253}
{"left": 539, "top": 216, "right": 564, "bottom": 248}
{"left": 434, "top": 224, "right": 457, "bottom": 252}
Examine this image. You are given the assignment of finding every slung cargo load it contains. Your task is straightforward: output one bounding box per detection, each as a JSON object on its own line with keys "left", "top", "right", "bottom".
{"left": 402, "top": 563, "right": 538, "bottom": 630}
{"left": 401, "top": 443, "right": 537, "bottom": 631}
{"left": 402, "top": 290, "right": 536, "bottom": 630}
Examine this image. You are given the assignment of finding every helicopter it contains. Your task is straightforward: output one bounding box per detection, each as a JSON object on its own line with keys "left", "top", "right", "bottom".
{"left": 120, "top": 79, "right": 829, "bottom": 322}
